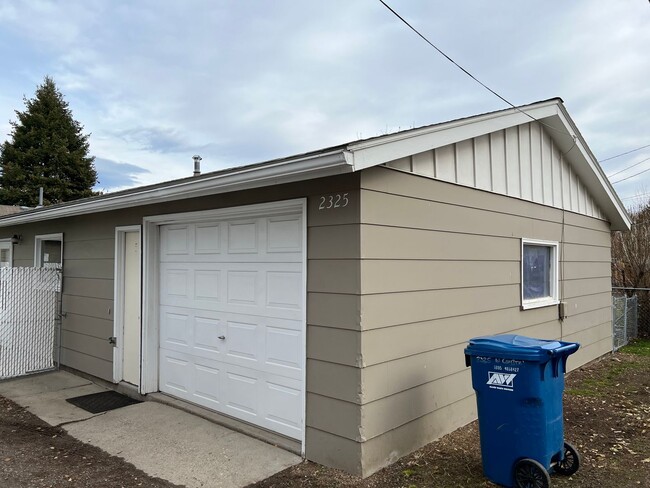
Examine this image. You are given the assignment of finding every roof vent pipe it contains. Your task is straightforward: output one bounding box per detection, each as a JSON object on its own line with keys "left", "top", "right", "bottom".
{"left": 192, "top": 155, "right": 202, "bottom": 176}
{"left": 36, "top": 187, "right": 44, "bottom": 208}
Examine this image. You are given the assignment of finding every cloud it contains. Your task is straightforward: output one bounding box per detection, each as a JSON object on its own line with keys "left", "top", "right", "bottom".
{"left": 0, "top": 0, "right": 647, "bottom": 200}
{"left": 93, "top": 157, "right": 150, "bottom": 192}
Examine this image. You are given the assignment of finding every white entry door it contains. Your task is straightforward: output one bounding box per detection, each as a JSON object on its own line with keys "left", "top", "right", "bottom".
{"left": 114, "top": 227, "right": 142, "bottom": 386}
{"left": 158, "top": 209, "right": 305, "bottom": 440}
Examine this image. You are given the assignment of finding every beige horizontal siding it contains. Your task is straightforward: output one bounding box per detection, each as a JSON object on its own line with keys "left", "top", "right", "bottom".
{"left": 563, "top": 243, "right": 611, "bottom": 262}
{"left": 63, "top": 278, "right": 114, "bottom": 300}
{"left": 306, "top": 326, "right": 360, "bottom": 367}
{"left": 360, "top": 284, "right": 519, "bottom": 330}
{"left": 563, "top": 320, "right": 612, "bottom": 347}
{"left": 567, "top": 336, "right": 612, "bottom": 371}
{"left": 305, "top": 427, "right": 362, "bottom": 475}
{"left": 64, "top": 258, "right": 114, "bottom": 280}
{"left": 361, "top": 305, "right": 560, "bottom": 367}
{"left": 362, "top": 225, "right": 519, "bottom": 260}
{"left": 306, "top": 392, "right": 361, "bottom": 441}
{"left": 306, "top": 359, "right": 361, "bottom": 403}
{"left": 64, "top": 238, "right": 114, "bottom": 259}
{"left": 360, "top": 394, "right": 477, "bottom": 477}
{"left": 59, "top": 348, "right": 112, "bottom": 380}
{"left": 360, "top": 260, "right": 518, "bottom": 294}
{"left": 361, "top": 189, "right": 562, "bottom": 241}
{"left": 307, "top": 293, "right": 360, "bottom": 330}
{"left": 360, "top": 369, "right": 472, "bottom": 440}
{"left": 357, "top": 166, "right": 613, "bottom": 477}
{"left": 563, "top": 277, "right": 612, "bottom": 299}
{"left": 62, "top": 295, "right": 112, "bottom": 321}
{"left": 561, "top": 306, "right": 611, "bottom": 336}
{"left": 62, "top": 313, "right": 114, "bottom": 341}
{"left": 308, "top": 259, "right": 360, "bottom": 294}
{"left": 308, "top": 225, "right": 359, "bottom": 259}
{"left": 60, "top": 330, "right": 112, "bottom": 362}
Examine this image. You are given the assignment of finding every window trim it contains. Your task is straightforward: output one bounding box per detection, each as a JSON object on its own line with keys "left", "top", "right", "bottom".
{"left": 521, "top": 238, "right": 559, "bottom": 310}
{"left": 0, "top": 239, "right": 13, "bottom": 268}
{"left": 34, "top": 233, "right": 64, "bottom": 269}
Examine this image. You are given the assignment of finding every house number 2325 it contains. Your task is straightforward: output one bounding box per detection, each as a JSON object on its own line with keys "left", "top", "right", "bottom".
{"left": 318, "top": 193, "right": 349, "bottom": 210}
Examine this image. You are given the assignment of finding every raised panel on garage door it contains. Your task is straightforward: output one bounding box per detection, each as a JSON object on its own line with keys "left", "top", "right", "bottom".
{"left": 158, "top": 210, "right": 304, "bottom": 440}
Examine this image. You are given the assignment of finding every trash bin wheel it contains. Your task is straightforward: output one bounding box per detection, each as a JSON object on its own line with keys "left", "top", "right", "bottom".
{"left": 554, "top": 442, "right": 580, "bottom": 476}
{"left": 513, "top": 458, "right": 551, "bottom": 488}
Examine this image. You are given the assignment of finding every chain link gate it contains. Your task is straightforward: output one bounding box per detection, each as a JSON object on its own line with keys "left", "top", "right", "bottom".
{"left": 612, "top": 294, "right": 638, "bottom": 351}
{"left": 0, "top": 267, "right": 62, "bottom": 379}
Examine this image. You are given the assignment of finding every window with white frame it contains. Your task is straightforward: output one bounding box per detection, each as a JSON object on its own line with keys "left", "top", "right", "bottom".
{"left": 0, "top": 240, "right": 13, "bottom": 268}
{"left": 35, "top": 234, "right": 63, "bottom": 269}
{"left": 521, "top": 239, "right": 559, "bottom": 309}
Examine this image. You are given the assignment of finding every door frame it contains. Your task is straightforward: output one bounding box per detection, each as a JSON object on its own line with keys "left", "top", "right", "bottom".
{"left": 113, "top": 225, "right": 142, "bottom": 384}
{"left": 141, "top": 199, "right": 307, "bottom": 452}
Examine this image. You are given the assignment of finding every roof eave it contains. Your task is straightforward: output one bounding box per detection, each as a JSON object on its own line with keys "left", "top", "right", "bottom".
{"left": 0, "top": 150, "right": 353, "bottom": 227}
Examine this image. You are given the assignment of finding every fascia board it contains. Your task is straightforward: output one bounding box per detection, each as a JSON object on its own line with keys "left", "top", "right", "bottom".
{"left": 0, "top": 150, "right": 351, "bottom": 227}
{"left": 346, "top": 101, "right": 560, "bottom": 170}
{"left": 554, "top": 106, "right": 631, "bottom": 231}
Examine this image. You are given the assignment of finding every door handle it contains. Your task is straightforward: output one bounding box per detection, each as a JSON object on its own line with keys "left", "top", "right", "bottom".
{"left": 108, "top": 336, "right": 117, "bottom": 346}
{"left": 218, "top": 335, "right": 226, "bottom": 340}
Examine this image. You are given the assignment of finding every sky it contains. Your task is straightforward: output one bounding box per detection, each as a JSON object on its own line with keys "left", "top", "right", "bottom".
{"left": 0, "top": 0, "right": 648, "bottom": 206}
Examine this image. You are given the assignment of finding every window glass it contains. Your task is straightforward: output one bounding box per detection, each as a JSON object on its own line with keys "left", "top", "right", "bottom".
{"left": 0, "top": 248, "right": 10, "bottom": 268}
{"left": 40, "top": 240, "right": 62, "bottom": 269}
{"left": 523, "top": 244, "right": 551, "bottom": 300}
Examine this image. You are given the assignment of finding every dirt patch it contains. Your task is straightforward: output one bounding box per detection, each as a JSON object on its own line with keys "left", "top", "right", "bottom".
{"left": 1, "top": 342, "right": 648, "bottom": 488}
{"left": 0, "top": 396, "right": 181, "bottom": 488}
{"left": 250, "top": 342, "right": 650, "bottom": 488}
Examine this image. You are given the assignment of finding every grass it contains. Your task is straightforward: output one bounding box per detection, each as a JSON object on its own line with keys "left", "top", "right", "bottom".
{"left": 620, "top": 338, "right": 650, "bottom": 356}
{"left": 566, "top": 339, "right": 650, "bottom": 397}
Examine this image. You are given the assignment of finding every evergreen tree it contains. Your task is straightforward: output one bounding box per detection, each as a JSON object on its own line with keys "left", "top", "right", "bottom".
{"left": 0, "top": 76, "right": 97, "bottom": 206}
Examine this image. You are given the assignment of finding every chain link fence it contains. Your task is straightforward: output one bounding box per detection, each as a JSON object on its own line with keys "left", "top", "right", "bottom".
{"left": 612, "top": 294, "right": 639, "bottom": 351}
{"left": 0, "top": 267, "right": 62, "bottom": 379}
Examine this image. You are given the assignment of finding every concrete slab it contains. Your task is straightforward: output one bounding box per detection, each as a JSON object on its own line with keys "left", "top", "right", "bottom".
{"left": 64, "top": 401, "right": 301, "bottom": 488}
{"left": 0, "top": 371, "right": 107, "bottom": 425}
{"left": 0, "top": 371, "right": 92, "bottom": 398}
{"left": 0, "top": 371, "right": 301, "bottom": 487}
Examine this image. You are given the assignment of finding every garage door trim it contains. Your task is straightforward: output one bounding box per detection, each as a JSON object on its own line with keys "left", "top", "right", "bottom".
{"left": 141, "top": 198, "right": 307, "bottom": 452}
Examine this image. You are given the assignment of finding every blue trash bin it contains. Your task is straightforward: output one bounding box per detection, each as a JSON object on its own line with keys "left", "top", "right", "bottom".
{"left": 464, "top": 334, "right": 580, "bottom": 488}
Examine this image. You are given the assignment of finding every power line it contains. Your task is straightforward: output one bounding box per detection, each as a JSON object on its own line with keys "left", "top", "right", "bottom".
{"left": 607, "top": 156, "right": 650, "bottom": 178}
{"left": 621, "top": 192, "right": 650, "bottom": 201}
{"left": 611, "top": 165, "right": 650, "bottom": 185}
{"left": 600, "top": 143, "right": 650, "bottom": 163}
{"left": 376, "top": 0, "right": 574, "bottom": 144}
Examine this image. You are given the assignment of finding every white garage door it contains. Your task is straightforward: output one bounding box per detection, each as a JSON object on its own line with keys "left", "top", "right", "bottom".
{"left": 158, "top": 208, "right": 304, "bottom": 440}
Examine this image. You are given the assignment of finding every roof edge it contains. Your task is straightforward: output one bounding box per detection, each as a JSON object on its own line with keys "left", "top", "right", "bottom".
{"left": 0, "top": 149, "right": 351, "bottom": 227}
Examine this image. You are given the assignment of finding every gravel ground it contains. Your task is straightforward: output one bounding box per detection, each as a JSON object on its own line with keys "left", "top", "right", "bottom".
{"left": 1, "top": 340, "right": 648, "bottom": 488}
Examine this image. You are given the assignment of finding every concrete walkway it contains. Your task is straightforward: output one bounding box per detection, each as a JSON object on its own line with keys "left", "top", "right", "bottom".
{"left": 0, "top": 371, "right": 301, "bottom": 488}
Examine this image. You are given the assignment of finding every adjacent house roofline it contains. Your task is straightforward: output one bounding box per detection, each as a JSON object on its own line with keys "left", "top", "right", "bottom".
{"left": 0, "top": 98, "right": 630, "bottom": 230}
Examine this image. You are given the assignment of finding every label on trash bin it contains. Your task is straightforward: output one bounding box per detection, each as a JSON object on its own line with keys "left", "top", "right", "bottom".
{"left": 486, "top": 371, "right": 516, "bottom": 391}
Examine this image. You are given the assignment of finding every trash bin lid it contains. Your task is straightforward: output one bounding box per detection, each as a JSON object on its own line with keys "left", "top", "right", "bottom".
{"left": 465, "top": 334, "right": 577, "bottom": 361}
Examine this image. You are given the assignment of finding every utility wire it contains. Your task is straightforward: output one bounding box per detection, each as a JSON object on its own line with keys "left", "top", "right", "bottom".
{"left": 621, "top": 192, "right": 650, "bottom": 201}
{"left": 600, "top": 143, "right": 650, "bottom": 163}
{"left": 376, "top": 0, "right": 574, "bottom": 144}
{"left": 611, "top": 165, "right": 650, "bottom": 185}
{"left": 377, "top": 0, "right": 641, "bottom": 167}
{"left": 606, "top": 156, "right": 650, "bottom": 179}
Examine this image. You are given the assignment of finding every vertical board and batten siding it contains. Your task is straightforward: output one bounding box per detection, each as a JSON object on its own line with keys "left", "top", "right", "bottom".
{"left": 386, "top": 121, "right": 605, "bottom": 221}
{"left": 356, "top": 166, "right": 612, "bottom": 476}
